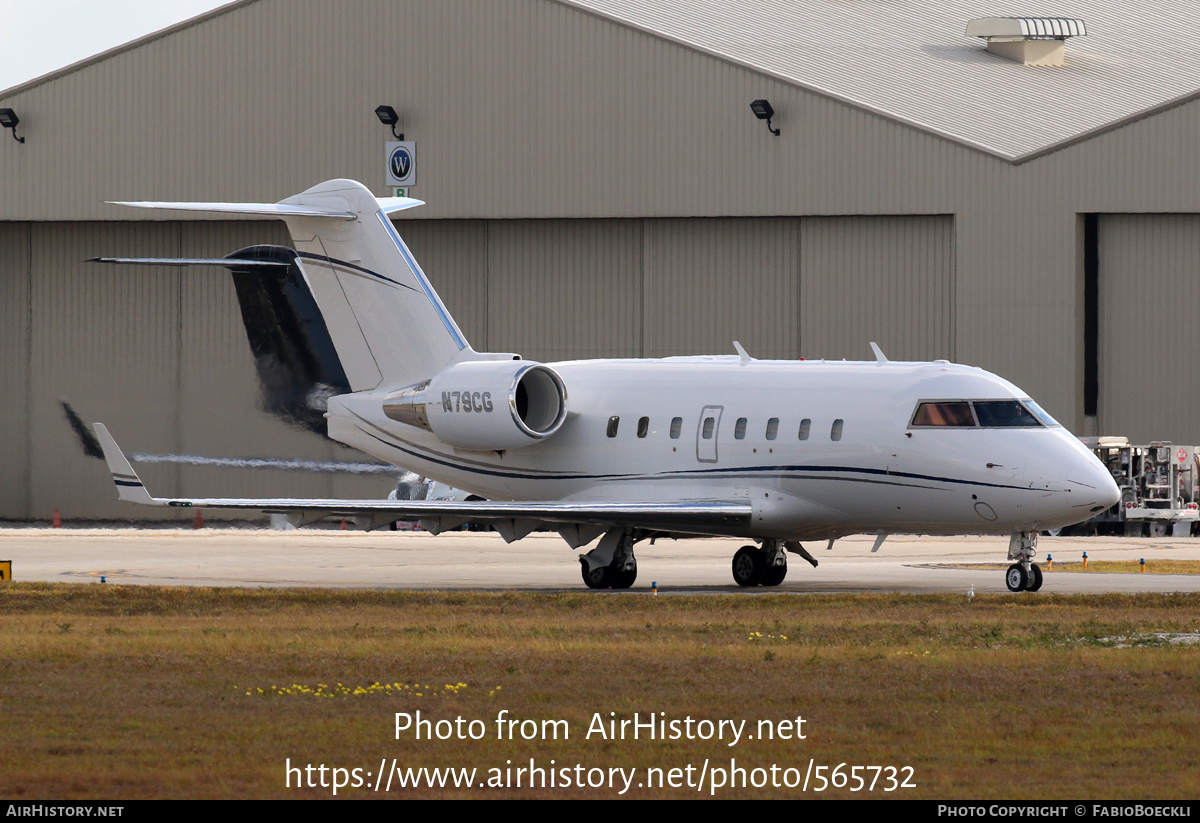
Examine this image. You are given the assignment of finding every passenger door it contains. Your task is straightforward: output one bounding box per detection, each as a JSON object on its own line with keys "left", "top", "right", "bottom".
{"left": 696, "top": 405, "right": 723, "bottom": 463}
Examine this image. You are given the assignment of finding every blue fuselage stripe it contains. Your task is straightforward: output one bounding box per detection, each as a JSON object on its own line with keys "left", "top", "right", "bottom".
{"left": 357, "top": 423, "right": 1042, "bottom": 494}
{"left": 295, "top": 251, "right": 420, "bottom": 293}
{"left": 376, "top": 212, "right": 467, "bottom": 349}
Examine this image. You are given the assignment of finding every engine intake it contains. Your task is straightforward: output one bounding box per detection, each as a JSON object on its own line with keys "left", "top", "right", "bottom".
{"left": 383, "top": 360, "right": 568, "bottom": 450}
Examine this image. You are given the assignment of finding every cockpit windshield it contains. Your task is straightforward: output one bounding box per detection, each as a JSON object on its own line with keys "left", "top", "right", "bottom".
{"left": 1023, "top": 400, "right": 1060, "bottom": 427}
{"left": 911, "top": 401, "right": 973, "bottom": 427}
{"left": 973, "top": 400, "right": 1039, "bottom": 427}
{"left": 910, "top": 399, "right": 1059, "bottom": 429}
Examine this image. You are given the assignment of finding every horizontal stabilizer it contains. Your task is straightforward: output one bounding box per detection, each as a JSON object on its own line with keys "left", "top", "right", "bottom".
{"left": 88, "top": 257, "right": 289, "bottom": 268}
{"left": 104, "top": 180, "right": 463, "bottom": 391}
{"left": 107, "top": 200, "right": 359, "bottom": 220}
{"left": 106, "top": 196, "right": 424, "bottom": 220}
{"left": 376, "top": 197, "right": 425, "bottom": 214}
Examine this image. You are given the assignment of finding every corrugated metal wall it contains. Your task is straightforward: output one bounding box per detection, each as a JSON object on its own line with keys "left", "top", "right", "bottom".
{"left": 486, "top": 219, "right": 643, "bottom": 360}
{"left": 800, "top": 216, "right": 955, "bottom": 361}
{"left": 1, "top": 213, "right": 954, "bottom": 519}
{"left": 28, "top": 222, "right": 181, "bottom": 520}
{"left": 643, "top": 218, "right": 797, "bottom": 358}
{"left": 1097, "top": 214, "right": 1200, "bottom": 444}
{"left": 1, "top": 0, "right": 1199, "bottom": 517}
{"left": 0, "top": 0, "right": 988, "bottom": 221}
{"left": 2, "top": 220, "right": 399, "bottom": 521}
{"left": 0, "top": 224, "right": 31, "bottom": 518}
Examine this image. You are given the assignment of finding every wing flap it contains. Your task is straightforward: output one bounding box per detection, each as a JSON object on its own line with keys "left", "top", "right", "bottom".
{"left": 93, "top": 424, "right": 751, "bottom": 532}
{"left": 144, "top": 493, "right": 750, "bottom": 533}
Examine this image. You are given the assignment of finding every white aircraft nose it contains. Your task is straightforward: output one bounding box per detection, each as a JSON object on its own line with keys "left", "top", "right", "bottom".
{"left": 1064, "top": 444, "right": 1121, "bottom": 515}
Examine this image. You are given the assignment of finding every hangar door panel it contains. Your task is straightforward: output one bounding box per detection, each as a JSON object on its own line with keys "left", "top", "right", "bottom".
{"left": 643, "top": 218, "right": 799, "bottom": 359}
{"left": 28, "top": 222, "right": 182, "bottom": 519}
{"left": 0, "top": 224, "right": 31, "bottom": 517}
{"left": 799, "top": 216, "right": 954, "bottom": 362}
{"left": 176, "top": 221, "right": 394, "bottom": 505}
{"left": 487, "top": 220, "right": 641, "bottom": 361}
{"left": 1098, "top": 214, "right": 1200, "bottom": 444}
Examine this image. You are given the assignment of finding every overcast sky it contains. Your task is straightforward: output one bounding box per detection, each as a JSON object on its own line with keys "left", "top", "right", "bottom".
{"left": 0, "top": 0, "right": 234, "bottom": 91}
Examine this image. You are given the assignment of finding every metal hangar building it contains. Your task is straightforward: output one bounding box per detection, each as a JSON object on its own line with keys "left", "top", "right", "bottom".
{"left": 1, "top": 0, "right": 1198, "bottom": 520}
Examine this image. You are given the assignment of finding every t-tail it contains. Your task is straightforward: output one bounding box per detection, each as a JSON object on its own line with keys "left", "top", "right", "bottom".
{"left": 100, "top": 180, "right": 569, "bottom": 447}
{"left": 106, "top": 179, "right": 476, "bottom": 391}
{"left": 276, "top": 180, "right": 473, "bottom": 390}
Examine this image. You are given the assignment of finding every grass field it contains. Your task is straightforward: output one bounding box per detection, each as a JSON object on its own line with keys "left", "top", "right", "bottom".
{"left": 1, "top": 582, "right": 1198, "bottom": 799}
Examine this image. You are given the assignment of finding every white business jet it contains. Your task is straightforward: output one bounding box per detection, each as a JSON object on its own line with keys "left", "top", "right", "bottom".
{"left": 92, "top": 179, "right": 1120, "bottom": 592}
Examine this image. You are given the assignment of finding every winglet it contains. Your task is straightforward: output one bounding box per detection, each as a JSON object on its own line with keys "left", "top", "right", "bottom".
{"left": 92, "top": 423, "right": 161, "bottom": 506}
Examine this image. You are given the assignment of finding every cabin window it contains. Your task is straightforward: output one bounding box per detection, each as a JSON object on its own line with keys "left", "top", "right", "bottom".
{"left": 911, "top": 401, "right": 975, "bottom": 427}
{"left": 670, "top": 417, "right": 682, "bottom": 439}
{"left": 798, "top": 419, "right": 811, "bottom": 440}
{"left": 734, "top": 418, "right": 747, "bottom": 440}
{"left": 973, "top": 400, "right": 1041, "bottom": 428}
{"left": 607, "top": 416, "right": 619, "bottom": 437}
{"left": 702, "top": 417, "right": 715, "bottom": 439}
{"left": 765, "top": 418, "right": 779, "bottom": 440}
{"left": 831, "top": 419, "right": 844, "bottom": 441}
{"left": 637, "top": 416, "right": 649, "bottom": 438}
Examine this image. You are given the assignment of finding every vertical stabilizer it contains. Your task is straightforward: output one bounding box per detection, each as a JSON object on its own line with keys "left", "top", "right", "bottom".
{"left": 277, "top": 179, "right": 473, "bottom": 391}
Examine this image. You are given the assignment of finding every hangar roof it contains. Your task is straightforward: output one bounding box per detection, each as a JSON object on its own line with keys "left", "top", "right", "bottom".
{"left": 563, "top": 0, "right": 1200, "bottom": 162}
{"left": 2, "top": 0, "right": 1195, "bottom": 166}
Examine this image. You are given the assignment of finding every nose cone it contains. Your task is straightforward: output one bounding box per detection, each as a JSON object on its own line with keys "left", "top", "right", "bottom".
{"left": 1062, "top": 440, "right": 1121, "bottom": 520}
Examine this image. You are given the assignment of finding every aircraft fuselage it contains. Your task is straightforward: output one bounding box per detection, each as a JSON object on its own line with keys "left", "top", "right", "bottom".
{"left": 329, "top": 356, "right": 1116, "bottom": 541}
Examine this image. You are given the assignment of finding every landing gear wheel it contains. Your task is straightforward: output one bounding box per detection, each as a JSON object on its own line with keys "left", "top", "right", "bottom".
{"left": 581, "top": 559, "right": 611, "bottom": 589}
{"left": 732, "top": 545, "right": 764, "bottom": 587}
{"left": 609, "top": 557, "right": 637, "bottom": 590}
{"left": 761, "top": 556, "right": 787, "bottom": 586}
{"left": 1027, "top": 563, "right": 1043, "bottom": 592}
{"left": 1005, "top": 563, "right": 1028, "bottom": 592}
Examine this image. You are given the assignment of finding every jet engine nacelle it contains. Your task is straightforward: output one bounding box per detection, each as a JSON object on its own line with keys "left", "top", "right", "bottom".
{"left": 383, "top": 360, "right": 568, "bottom": 450}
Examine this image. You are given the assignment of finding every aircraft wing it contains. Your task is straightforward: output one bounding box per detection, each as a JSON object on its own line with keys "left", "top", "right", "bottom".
{"left": 94, "top": 424, "right": 751, "bottom": 537}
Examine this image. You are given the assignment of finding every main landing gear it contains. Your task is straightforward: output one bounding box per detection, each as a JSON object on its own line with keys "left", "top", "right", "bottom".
{"left": 732, "top": 541, "right": 789, "bottom": 587}
{"left": 580, "top": 528, "right": 639, "bottom": 589}
{"left": 1005, "top": 531, "right": 1043, "bottom": 592}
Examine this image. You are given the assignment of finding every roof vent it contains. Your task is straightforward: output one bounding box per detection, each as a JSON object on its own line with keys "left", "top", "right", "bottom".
{"left": 965, "top": 17, "right": 1086, "bottom": 66}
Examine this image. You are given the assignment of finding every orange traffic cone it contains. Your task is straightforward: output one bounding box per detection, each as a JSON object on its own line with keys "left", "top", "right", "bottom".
{"left": 52, "top": 510, "right": 61, "bottom": 528}
{"left": 193, "top": 509, "right": 204, "bottom": 529}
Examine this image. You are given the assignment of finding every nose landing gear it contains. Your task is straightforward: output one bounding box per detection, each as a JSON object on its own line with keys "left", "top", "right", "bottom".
{"left": 1005, "top": 531, "right": 1044, "bottom": 592}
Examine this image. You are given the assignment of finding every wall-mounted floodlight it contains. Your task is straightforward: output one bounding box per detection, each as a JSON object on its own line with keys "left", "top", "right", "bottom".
{"left": 0, "top": 108, "right": 25, "bottom": 143}
{"left": 375, "top": 105, "right": 404, "bottom": 140}
{"left": 749, "top": 99, "right": 780, "bottom": 136}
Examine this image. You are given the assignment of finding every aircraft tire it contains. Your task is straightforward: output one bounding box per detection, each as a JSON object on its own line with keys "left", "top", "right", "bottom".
{"left": 581, "top": 558, "right": 611, "bottom": 589}
{"left": 1005, "top": 563, "right": 1028, "bottom": 592}
{"left": 609, "top": 563, "right": 637, "bottom": 590}
{"left": 1027, "top": 563, "right": 1043, "bottom": 592}
{"left": 761, "top": 557, "right": 787, "bottom": 586}
{"left": 732, "top": 545, "right": 764, "bottom": 587}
